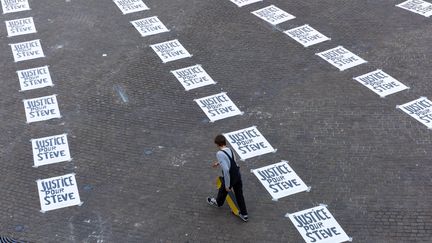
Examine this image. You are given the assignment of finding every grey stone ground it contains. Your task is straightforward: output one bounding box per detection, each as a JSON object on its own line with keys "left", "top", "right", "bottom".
{"left": 1, "top": 0, "right": 432, "bottom": 242}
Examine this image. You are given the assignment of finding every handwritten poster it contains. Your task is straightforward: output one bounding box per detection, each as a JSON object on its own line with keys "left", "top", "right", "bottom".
{"left": 37, "top": 173, "right": 82, "bottom": 212}
{"left": 23, "top": 95, "right": 61, "bottom": 123}
{"left": 252, "top": 161, "right": 309, "bottom": 200}
{"left": 252, "top": 5, "right": 296, "bottom": 25}
{"left": 354, "top": 70, "right": 409, "bottom": 97}
{"left": 131, "top": 16, "right": 169, "bottom": 37}
{"left": 285, "top": 25, "right": 330, "bottom": 47}
{"left": 223, "top": 126, "right": 275, "bottom": 160}
{"left": 150, "top": 39, "right": 192, "bottom": 63}
{"left": 5, "top": 17, "right": 36, "bottom": 37}
{"left": 113, "top": 0, "right": 149, "bottom": 14}
{"left": 316, "top": 46, "right": 366, "bottom": 71}
{"left": 10, "top": 39, "right": 44, "bottom": 62}
{"left": 32, "top": 134, "right": 71, "bottom": 167}
{"left": 398, "top": 97, "right": 432, "bottom": 129}
{"left": 195, "top": 92, "right": 242, "bottom": 122}
{"left": 288, "top": 205, "right": 351, "bottom": 243}
{"left": 171, "top": 64, "right": 216, "bottom": 90}
{"left": 17, "top": 66, "right": 54, "bottom": 91}
{"left": 1, "top": 0, "right": 30, "bottom": 14}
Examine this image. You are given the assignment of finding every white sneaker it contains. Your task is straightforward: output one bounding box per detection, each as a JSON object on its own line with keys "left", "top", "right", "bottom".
{"left": 207, "top": 197, "right": 219, "bottom": 208}
{"left": 239, "top": 214, "right": 248, "bottom": 222}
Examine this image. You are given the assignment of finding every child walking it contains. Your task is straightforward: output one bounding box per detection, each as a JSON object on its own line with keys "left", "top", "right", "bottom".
{"left": 207, "top": 134, "right": 248, "bottom": 222}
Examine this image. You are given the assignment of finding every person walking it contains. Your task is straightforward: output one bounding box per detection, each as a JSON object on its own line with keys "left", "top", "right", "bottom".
{"left": 207, "top": 134, "right": 248, "bottom": 222}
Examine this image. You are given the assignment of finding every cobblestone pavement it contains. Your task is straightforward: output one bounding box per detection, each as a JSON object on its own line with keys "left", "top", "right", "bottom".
{"left": 1, "top": 0, "right": 432, "bottom": 242}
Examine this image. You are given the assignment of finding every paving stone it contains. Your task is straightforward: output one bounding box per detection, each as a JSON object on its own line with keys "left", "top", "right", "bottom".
{"left": 0, "top": 0, "right": 431, "bottom": 242}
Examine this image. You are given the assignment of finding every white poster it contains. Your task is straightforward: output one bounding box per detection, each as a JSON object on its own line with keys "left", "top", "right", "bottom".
{"left": 194, "top": 92, "right": 243, "bottom": 122}
{"left": 23, "top": 95, "right": 61, "bottom": 123}
{"left": 150, "top": 39, "right": 192, "bottom": 63}
{"left": 398, "top": 97, "right": 432, "bottom": 129}
{"left": 171, "top": 64, "right": 216, "bottom": 91}
{"left": 223, "top": 126, "right": 275, "bottom": 161}
{"left": 354, "top": 70, "right": 409, "bottom": 97}
{"left": 287, "top": 205, "right": 351, "bottom": 243}
{"left": 397, "top": 0, "right": 432, "bottom": 17}
{"left": 5, "top": 17, "right": 36, "bottom": 37}
{"left": 17, "top": 66, "right": 54, "bottom": 91}
{"left": 229, "top": 0, "right": 262, "bottom": 7}
{"left": 32, "top": 134, "right": 71, "bottom": 168}
{"left": 252, "top": 161, "right": 309, "bottom": 200}
{"left": 284, "top": 25, "right": 330, "bottom": 47}
{"left": 316, "top": 46, "right": 367, "bottom": 71}
{"left": 37, "top": 173, "right": 82, "bottom": 212}
{"left": 113, "top": 0, "right": 149, "bottom": 14}
{"left": 131, "top": 16, "right": 169, "bottom": 37}
{"left": 10, "top": 39, "right": 45, "bottom": 62}
{"left": 252, "top": 5, "right": 296, "bottom": 25}
{"left": 1, "top": 0, "right": 30, "bottom": 14}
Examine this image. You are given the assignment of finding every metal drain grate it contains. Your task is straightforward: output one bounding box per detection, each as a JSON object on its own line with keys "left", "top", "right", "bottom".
{"left": 0, "top": 236, "right": 28, "bottom": 243}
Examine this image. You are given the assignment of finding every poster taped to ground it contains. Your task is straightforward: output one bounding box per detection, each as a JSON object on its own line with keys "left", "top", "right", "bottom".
{"left": 316, "top": 46, "right": 366, "bottom": 71}
{"left": 396, "top": 0, "right": 432, "bottom": 17}
{"left": 32, "top": 134, "right": 71, "bottom": 167}
{"left": 287, "top": 205, "right": 351, "bottom": 243}
{"left": 5, "top": 17, "right": 36, "bottom": 37}
{"left": 1, "top": 0, "right": 30, "bottom": 14}
{"left": 252, "top": 5, "right": 296, "bottom": 25}
{"left": 398, "top": 97, "right": 432, "bottom": 129}
{"left": 23, "top": 95, "right": 61, "bottom": 123}
{"left": 17, "top": 66, "right": 54, "bottom": 91}
{"left": 131, "top": 16, "right": 169, "bottom": 37}
{"left": 252, "top": 161, "right": 309, "bottom": 200}
{"left": 171, "top": 64, "right": 216, "bottom": 91}
{"left": 10, "top": 39, "right": 44, "bottom": 62}
{"left": 353, "top": 70, "right": 409, "bottom": 97}
{"left": 113, "top": 0, "right": 149, "bottom": 14}
{"left": 37, "top": 173, "right": 82, "bottom": 212}
{"left": 284, "top": 25, "right": 330, "bottom": 47}
{"left": 194, "top": 92, "right": 243, "bottom": 122}
{"left": 150, "top": 39, "right": 192, "bottom": 63}
{"left": 230, "top": 0, "right": 262, "bottom": 7}
{"left": 223, "top": 126, "right": 275, "bottom": 160}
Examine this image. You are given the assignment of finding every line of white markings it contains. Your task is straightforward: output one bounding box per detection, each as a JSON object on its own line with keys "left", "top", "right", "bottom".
{"left": 2, "top": 0, "right": 82, "bottom": 213}
{"left": 230, "top": 1, "right": 352, "bottom": 242}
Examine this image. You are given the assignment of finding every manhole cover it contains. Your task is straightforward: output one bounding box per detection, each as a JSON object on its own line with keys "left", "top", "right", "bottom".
{"left": 0, "top": 236, "right": 28, "bottom": 243}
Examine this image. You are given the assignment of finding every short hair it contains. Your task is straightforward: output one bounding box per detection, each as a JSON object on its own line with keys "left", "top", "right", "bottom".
{"left": 214, "top": 135, "right": 226, "bottom": 146}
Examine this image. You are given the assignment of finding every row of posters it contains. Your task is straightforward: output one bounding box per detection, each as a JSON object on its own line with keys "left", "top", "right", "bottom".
{"left": 3, "top": 1, "right": 82, "bottom": 213}
{"left": 226, "top": 2, "right": 353, "bottom": 242}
